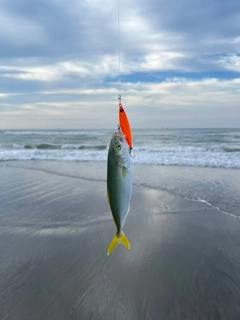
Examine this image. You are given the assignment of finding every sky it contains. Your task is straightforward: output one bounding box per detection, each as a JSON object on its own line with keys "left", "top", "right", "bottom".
{"left": 0, "top": 0, "right": 240, "bottom": 129}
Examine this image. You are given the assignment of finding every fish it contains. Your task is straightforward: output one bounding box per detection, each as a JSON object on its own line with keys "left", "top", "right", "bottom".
{"left": 118, "top": 103, "right": 133, "bottom": 151}
{"left": 107, "top": 132, "right": 132, "bottom": 255}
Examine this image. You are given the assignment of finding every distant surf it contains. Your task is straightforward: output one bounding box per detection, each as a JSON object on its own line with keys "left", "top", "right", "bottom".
{"left": 0, "top": 128, "right": 239, "bottom": 168}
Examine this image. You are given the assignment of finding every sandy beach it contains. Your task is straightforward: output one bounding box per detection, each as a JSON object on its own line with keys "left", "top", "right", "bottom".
{"left": 0, "top": 161, "right": 240, "bottom": 320}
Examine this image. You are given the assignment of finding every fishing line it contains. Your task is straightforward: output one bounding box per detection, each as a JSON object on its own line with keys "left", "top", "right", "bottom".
{"left": 116, "top": 0, "right": 134, "bottom": 158}
{"left": 118, "top": 0, "right": 121, "bottom": 96}
{"left": 117, "top": 0, "right": 122, "bottom": 129}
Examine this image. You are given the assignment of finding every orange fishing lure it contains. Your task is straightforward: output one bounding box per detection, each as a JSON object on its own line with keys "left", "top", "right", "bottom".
{"left": 118, "top": 102, "right": 132, "bottom": 150}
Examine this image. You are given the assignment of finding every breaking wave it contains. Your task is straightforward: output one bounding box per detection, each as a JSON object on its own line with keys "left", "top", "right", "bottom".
{"left": 1, "top": 128, "right": 239, "bottom": 168}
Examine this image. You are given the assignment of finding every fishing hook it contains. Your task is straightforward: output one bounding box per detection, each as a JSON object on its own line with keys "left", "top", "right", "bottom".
{"left": 117, "top": 124, "right": 135, "bottom": 157}
{"left": 129, "top": 147, "right": 135, "bottom": 158}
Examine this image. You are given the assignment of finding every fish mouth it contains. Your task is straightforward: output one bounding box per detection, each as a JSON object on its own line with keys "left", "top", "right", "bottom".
{"left": 113, "top": 132, "right": 125, "bottom": 143}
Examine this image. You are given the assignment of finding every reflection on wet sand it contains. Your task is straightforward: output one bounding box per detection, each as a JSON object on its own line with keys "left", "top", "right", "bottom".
{"left": 0, "top": 163, "right": 240, "bottom": 320}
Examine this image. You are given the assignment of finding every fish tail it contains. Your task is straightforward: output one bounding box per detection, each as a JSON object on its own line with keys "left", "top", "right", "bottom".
{"left": 107, "top": 232, "right": 130, "bottom": 256}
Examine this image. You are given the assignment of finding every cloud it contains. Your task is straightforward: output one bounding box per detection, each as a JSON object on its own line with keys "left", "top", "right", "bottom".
{"left": 217, "top": 54, "right": 240, "bottom": 72}
{"left": 0, "top": 62, "right": 91, "bottom": 82}
{"left": 0, "top": 0, "right": 240, "bottom": 128}
{"left": 0, "top": 7, "right": 45, "bottom": 47}
{"left": 1, "top": 76, "right": 239, "bottom": 128}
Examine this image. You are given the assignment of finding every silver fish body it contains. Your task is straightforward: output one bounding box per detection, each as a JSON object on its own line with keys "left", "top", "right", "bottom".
{"left": 107, "top": 132, "right": 132, "bottom": 254}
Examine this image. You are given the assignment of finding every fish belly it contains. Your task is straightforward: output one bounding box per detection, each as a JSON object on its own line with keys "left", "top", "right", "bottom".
{"left": 107, "top": 162, "right": 131, "bottom": 233}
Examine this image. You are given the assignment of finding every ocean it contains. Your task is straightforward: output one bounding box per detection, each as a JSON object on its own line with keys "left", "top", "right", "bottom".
{"left": 1, "top": 128, "right": 239, "bottom": 217}
{"left": 1, "top": 128, "right": 240, "bottom": 168}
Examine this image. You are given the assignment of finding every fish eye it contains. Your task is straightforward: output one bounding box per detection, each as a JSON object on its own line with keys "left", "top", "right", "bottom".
{"left": 115, "top": 142, "right": 121, "bottom": 150}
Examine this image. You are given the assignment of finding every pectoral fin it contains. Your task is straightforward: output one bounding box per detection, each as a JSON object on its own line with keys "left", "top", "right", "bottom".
{"left": 122, "top": 165, "right": 127, "bottom": 179}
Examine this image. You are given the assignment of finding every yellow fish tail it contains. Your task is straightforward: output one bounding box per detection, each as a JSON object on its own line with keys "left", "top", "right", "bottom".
{"left": 107, "top": 232, "right": 130, "bottom": 255}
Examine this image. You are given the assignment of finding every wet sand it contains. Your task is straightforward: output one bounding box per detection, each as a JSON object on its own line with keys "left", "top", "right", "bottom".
{"left": 0, "top": 162, "right": 240, "bottom": 320}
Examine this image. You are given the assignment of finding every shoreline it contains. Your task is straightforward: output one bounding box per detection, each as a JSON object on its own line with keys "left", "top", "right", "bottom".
{"left": 0, "top": 162, "right": 240, "bottom": 319}
{"left": 1, "top": 160, "right": 239, "bottom": 217}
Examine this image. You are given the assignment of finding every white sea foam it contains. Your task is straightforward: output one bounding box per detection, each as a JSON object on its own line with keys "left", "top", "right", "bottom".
{"left": 0, "top": 128, "right": 239, "bottom": 168}
{"left": 3, "top": 131, "right": 104, "bottom": 135}
{"left": 0, "top": 147, "right": 239, "bottom": 168}
{"left": 0, "top": 149, "right": 107, "bottom": 162}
